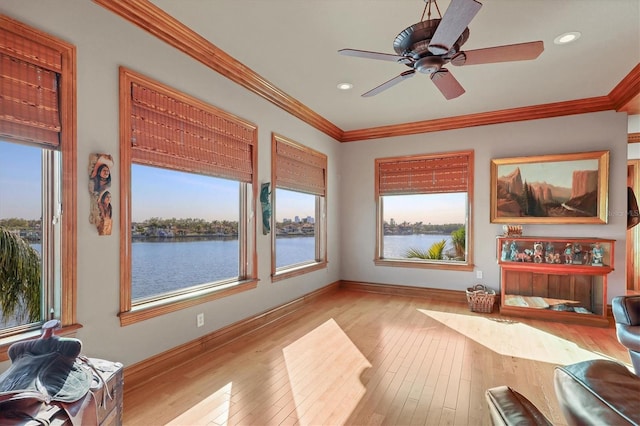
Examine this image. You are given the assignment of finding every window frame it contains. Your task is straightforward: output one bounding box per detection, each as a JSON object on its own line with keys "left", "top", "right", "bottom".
{"left": 0, "top": 14, "right": 77, "bottom": 359}
{"left": 270, "top": 133, "right": 327, "bottom": 281}
{"left": 118, "top": 67, "right": 258, "bottom": 326}
{"left": 374, "top": 150, "right": 474, "bottom": 271}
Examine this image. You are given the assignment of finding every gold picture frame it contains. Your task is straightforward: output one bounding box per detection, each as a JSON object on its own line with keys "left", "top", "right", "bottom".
{"left": 490, "top": 150, "right": 609, "bottom": 224}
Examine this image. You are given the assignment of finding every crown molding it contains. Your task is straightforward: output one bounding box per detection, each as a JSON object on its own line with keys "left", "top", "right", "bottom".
{"left": 94, "top": 0, "right": 637, "bottom": 143}
{"left": 93, "top": 0, "right": 343, "bottom": 141}
{"left": 609, "top": 63, "right": 640, "bottom": 115}
{"left": 341, "top": 96, "right": 613, "bottom": 142}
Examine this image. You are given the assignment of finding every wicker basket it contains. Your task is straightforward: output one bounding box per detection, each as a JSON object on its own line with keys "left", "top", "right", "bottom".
{"left": 466, "top": 284, "right": 496, "bottom": 313}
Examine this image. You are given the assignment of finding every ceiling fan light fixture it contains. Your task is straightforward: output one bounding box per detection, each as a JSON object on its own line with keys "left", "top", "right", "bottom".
{"left": 554, "top": 31, "right": 581, "bottom": 45}
{"left": 337, "top": 82, "right": 353, "bottom": 91}
{"left": 415, "top": 56, "right": 444, "bottom": 74}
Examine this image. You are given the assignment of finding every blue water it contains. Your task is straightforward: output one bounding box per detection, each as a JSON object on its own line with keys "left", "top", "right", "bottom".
{"left": 1, "top": 238, "right": 319, "bottom": 326}
{"left": 275, "top": 237, "right": 316, "bottom": 268}
{"left": 132, "top": 239, "right": 239, "bottom": 299}
{"left": 11, "top": 236, "right": 453, "bottom": 308}
{"left": 131, "top": 234, "right": 454, "bottom": 299}
{"left": 384, "top": 234, "right": 454, "bottom": 258}
{"left": 132, "top": 236, "right": 317, "bottom": 299}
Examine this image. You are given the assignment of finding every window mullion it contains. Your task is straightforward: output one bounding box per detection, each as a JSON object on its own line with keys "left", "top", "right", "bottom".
{"left": 239, "top": 183, "right": 248, "bottom": 278}
{"left": 315, "top": 196, "right": 321, "bottom": 261}
{"left": 41, "top": 149, "right": 52, "bottom": 323}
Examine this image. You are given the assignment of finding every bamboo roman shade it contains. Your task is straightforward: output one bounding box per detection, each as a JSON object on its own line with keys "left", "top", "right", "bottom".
{"left": 377, "top": 151, "right": 471, "bottom": 195}
{"left": 129, "top": 81, "right": 257, "bottom": 183}
{"left": 274, "top": 135, "right": 327, "bottom": 196}
{"left": 0, "top": 28, "right": 62, "bottom": 147}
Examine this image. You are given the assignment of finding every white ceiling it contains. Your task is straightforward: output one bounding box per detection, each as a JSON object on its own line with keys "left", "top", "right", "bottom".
{"left": 150, "top": 0, "right": 640, "bottom": 132}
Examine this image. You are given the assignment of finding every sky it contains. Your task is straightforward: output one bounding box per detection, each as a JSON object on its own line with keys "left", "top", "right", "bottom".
{"left": 0, "top": 141, "right": 312, "bottom": 222}
{"left": 0, "top": 142, "right": 42, "bottom": 220}
{"left": 131, "top": 165, "right": 314, "bottom": 222}
{"left": 132, "top": 165, "right": 239, "bottom": 222}
{"left": 497, "top": 159, "right": 599, "bottom": 188}
{"left": 2, "top": 140, "right": 464, "bottom": 225}
{"left": 383, "top": 193, "right": 467, "bottom": 224}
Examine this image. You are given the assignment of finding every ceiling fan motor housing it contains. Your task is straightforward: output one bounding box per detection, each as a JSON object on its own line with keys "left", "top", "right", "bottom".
{"left": 393, "top": 19, "right": 470, "bottom": 61}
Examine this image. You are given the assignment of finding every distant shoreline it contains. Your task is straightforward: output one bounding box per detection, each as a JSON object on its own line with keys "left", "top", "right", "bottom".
{"left": 132, "top": 235, "right": 237, "bottom": 242}
{"left": 131, "top": 234, "right": 315, "bottom": 242}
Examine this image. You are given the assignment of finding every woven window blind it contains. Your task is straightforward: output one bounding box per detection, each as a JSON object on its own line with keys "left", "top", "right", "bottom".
{"left": 275, "top": 136, "right": 327, "bottom": 196}
{"left": 130, "top": 82, "right": 256, "bottom": 183}
{"left": 0, "top": 28, "right": 62, "bottom": 147}
{"left": 378, "top": 152, "right": 471, "bottom": 195}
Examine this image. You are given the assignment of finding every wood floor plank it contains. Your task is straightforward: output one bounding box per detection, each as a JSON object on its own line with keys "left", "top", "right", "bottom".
{"left": 122, "top": 289, "right": 631, "bottom": 425}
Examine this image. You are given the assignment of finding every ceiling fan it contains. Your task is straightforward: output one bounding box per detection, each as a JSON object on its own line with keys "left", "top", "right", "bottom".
{"left": 338, "top": 0, "right": 544, "bottom": 100}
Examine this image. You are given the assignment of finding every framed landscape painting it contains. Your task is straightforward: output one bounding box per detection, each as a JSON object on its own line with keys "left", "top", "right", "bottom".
{"left": 490, "top": 151, "right": 609, "bottom": 224}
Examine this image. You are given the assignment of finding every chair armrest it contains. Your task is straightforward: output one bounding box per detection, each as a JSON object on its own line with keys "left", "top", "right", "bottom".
{"left": 485, "top": 386, "right": 553, "bottom": 426}
{"left": 554, "top": 359, "right": 640, "bottom": 425}
{"left": 612, "top": 296, "right": 640, "bottom": 326}
{"left": 616, "top": 324, "right": 640, "bottom": 352}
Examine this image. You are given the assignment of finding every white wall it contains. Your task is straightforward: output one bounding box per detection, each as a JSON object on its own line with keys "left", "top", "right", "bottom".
{"left": 339, "top": 112, "right": 629, "bottom": 301}
{"left": 0, "top": 1, "right": 341, "bottom": 367}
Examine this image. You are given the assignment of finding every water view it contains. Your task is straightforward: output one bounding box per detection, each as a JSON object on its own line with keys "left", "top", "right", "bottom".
{"left": 13, "top": 235, "right": 453, "bottom": 302}
{"left": 132, "top": 236, "right": 316, "bottom": 299}
{"left": 1, "top": 233, "right": 455, "bottom": 328}
{"left": 132, "top": 239, "right": 239, "bottom": 299}
{"left": 132, "top": 234, "right": 453, "bottom": 299}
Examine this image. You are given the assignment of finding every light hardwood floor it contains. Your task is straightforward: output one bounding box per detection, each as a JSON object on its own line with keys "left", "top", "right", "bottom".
{"left": 122, "top": 289, "right": 632, "bottom": 426}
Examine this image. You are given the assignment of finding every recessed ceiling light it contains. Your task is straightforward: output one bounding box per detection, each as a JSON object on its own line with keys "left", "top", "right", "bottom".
{"left": 554, "top": 31, "right": 581, "bottom": 45}
{"left": 337, "top": 82, "right": 353, "bottom": 91}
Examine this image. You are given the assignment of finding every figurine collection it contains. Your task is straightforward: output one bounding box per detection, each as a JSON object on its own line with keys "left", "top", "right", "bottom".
{"left": 500, "top": 239, "right": 604, "bottom": 266}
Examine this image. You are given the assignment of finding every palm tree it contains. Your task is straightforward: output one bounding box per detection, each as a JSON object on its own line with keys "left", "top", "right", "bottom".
{"left": 451, "top": 226, "right": 466, "bottom": 260}
{"left": 0, "top": 226, "right": 41, "bottom": 323}
{"left": 406, "top": 239, "right": 447, "bottom": 260}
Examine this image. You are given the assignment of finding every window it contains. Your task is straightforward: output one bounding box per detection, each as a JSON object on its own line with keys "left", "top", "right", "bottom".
{"left": 0, "top": 15, "right": 76, "bottom": 352}
{"left": 130, "top": 166, "right": 241, "bottom": 302}
{"left": 119, "top": 68, "right": 258, "bottom": 325}
{"left": 375, "top": 150, "right": 474, "bottom": 270}
{"left": 271, "top": 133, "right": 327, "bottom": 280}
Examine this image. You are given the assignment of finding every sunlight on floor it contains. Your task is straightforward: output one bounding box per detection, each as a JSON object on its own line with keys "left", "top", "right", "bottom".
{"left": 283, "top": 318, "right": 372, "bottom": 426}
{"left": 166, "top": 381, "right": 233, "bottom": 426}
{"left": 418, "top": 309, "right": 613, "bottom": 366}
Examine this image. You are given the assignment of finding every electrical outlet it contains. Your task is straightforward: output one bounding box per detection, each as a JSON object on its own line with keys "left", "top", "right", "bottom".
{"left": 476, "top": 270, "right": 483, "bottom": 279}
{"left": 196, "top": 313, "right": 204, "bottom": 327}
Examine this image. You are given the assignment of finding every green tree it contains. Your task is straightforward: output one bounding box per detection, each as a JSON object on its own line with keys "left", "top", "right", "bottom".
{"left": 451, "top": 226, "right": 466, "bottom": 260}
{"left": 406, "top": 239, "right": 447, "bottom": 260}
{"left": 0, "top": 226, "right": 41, "bottom": 323}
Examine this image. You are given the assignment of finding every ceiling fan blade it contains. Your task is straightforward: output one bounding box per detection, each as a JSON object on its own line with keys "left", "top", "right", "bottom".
{"left": 428, "top": 0, "right": 482, "bottom": 55}
{"left": 362, "top": 70, "right": 416, "bottom": 97}
{"left": 452, "top": 41, "right": 544, "bottom": 66}
{"left": 338, "top": 48, "right": 408, "bottom": 63}
{"left": 430, "top": 69, "right": 465, "bottom": 100}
